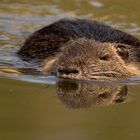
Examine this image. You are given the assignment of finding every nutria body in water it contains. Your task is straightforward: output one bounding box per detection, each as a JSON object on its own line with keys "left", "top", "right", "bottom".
{"left": 17, "top": 19, "right": 140, "bottom": 80}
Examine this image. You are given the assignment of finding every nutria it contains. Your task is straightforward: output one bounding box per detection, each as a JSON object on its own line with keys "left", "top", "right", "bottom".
{"left": 17, "top": 19, "right": 140, "bottom": 80}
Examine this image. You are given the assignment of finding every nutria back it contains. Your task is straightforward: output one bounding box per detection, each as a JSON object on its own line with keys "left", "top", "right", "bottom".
{"left": 18, "top": 19, "right": 140, "bottom": 61}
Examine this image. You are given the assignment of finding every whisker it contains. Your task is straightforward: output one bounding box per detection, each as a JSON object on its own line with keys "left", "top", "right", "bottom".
{"left": 91, "top": 71, "right": 121, "bottom": 75}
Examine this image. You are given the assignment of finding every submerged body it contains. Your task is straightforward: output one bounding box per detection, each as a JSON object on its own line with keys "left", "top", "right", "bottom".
{"left": 17, "top": 19, "right": 140, "bottom": 80}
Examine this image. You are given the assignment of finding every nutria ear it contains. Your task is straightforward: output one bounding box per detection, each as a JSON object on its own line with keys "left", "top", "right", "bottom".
{"left": 115, "top": 44, "right": 129, "bottom": 61}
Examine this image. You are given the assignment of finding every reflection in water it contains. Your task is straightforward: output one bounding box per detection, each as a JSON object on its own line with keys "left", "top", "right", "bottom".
{"left": 56, "top": 81, "right": 128, "bottom": 108}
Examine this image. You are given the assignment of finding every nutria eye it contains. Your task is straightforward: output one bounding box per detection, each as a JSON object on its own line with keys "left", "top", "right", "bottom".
{"left": 99, "top": 55, "right": 110, "bottom": 61}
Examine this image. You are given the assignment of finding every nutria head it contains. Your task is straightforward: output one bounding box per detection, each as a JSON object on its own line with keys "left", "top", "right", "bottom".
{"left": 51, "top": 38, "right": 139, "bottom": 80}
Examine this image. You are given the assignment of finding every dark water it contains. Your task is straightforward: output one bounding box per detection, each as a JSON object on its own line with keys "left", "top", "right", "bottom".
{"left": 0, "top": 0, "right": 140, "bottom": 140}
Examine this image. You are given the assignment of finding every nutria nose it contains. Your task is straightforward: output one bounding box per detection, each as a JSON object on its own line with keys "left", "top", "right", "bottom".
{"left": 57, "top": 68, "right": 79, "bottom": 75}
